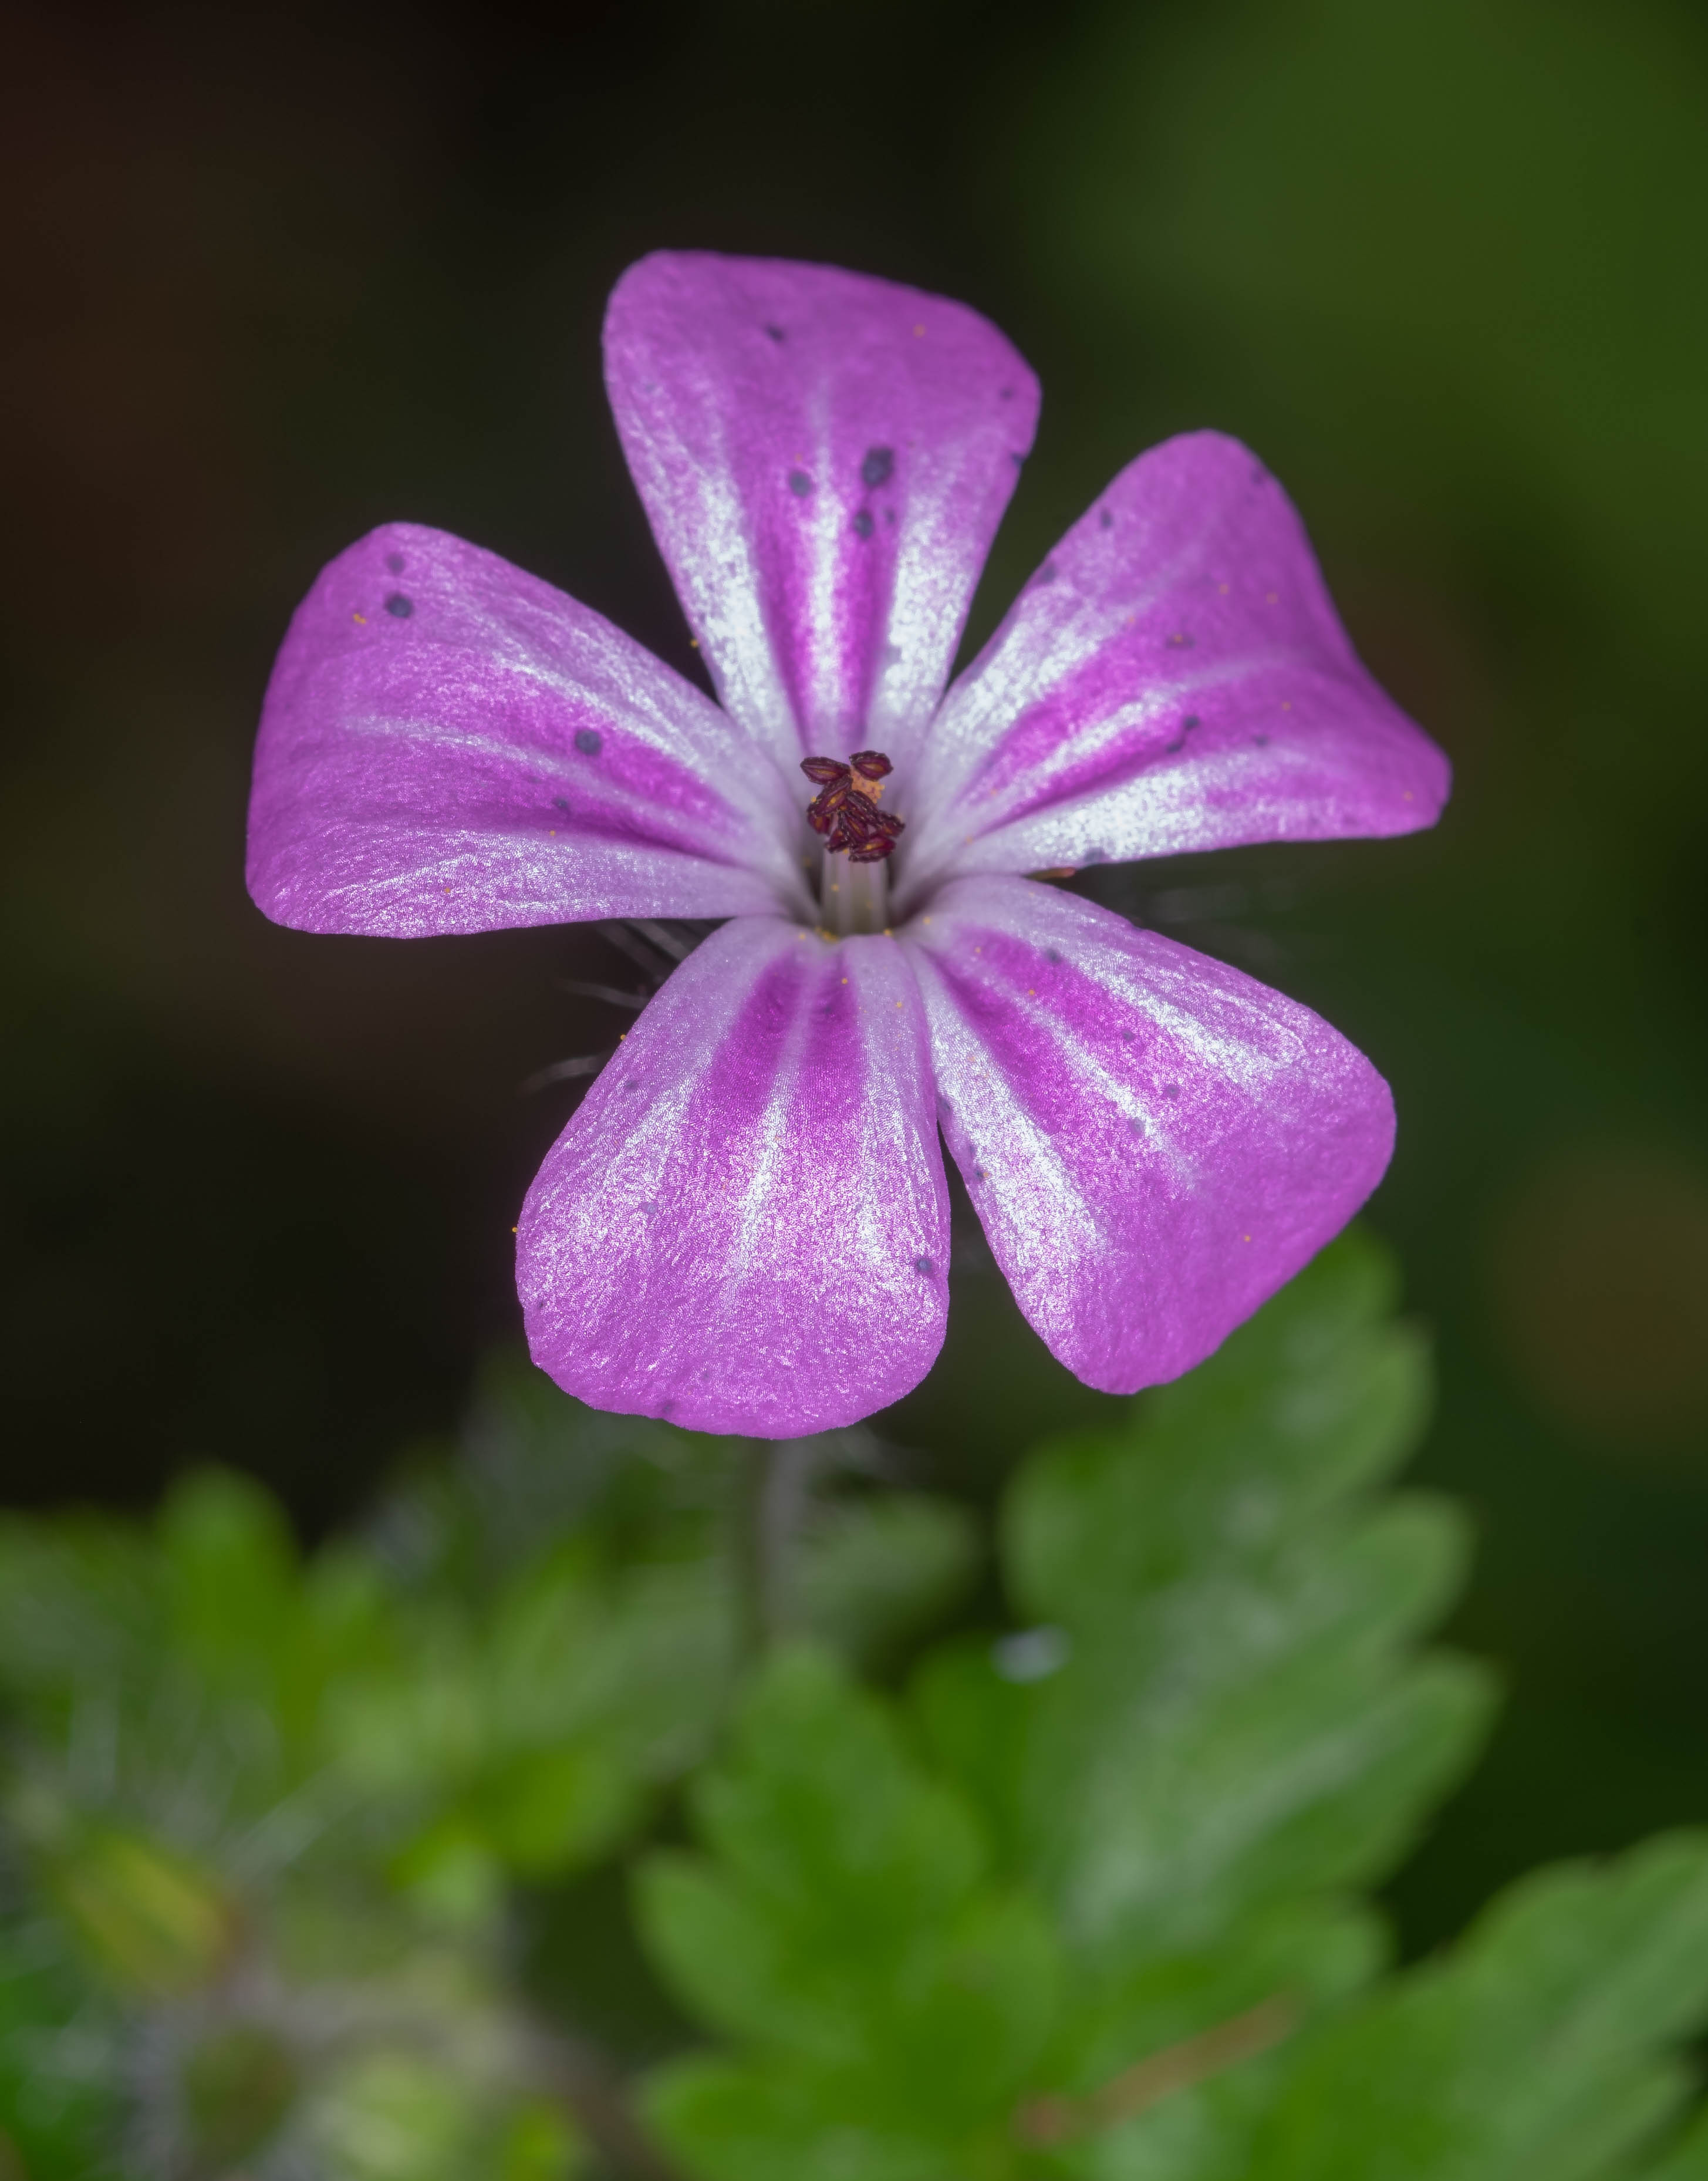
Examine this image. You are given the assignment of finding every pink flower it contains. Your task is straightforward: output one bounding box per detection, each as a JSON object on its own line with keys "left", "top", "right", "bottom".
{"left": 247, "top": 252, "right": 1447, "bottom": 1438}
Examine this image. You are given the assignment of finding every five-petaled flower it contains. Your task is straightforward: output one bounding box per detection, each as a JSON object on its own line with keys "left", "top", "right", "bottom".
{"left": 247, "top": 252, "right": 1449, "bottom": 1438}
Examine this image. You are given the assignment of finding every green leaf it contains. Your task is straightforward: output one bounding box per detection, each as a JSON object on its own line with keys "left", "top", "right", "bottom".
{"left": 1641, "top": 2109, "right": 1708, "bottom": 2181}
{"left": 645, "top": 2058, "right": 966, "bottom": 2181}
{"left": 640, "top": 1647, "right": 1059, "bottom": 2172}
{"left": 914, "top": 1234, "right": 1494, "bottom": 2098}
{"left": 0, "top": 1929, "right": 119, "bottom": 2179}
{"left": 1250, "top": 1833, "right": 1708, "bottom": 2181}
{"left": 328, "top": 1542, "right": 733, "bottom": 1899}
{"left": 919, "top": 1237, "right": 1492, "bottom": 1960}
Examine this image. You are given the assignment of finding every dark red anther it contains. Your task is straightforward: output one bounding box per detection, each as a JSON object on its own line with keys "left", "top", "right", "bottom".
{"left": 805, "top": 774, "right": 853, "bottom": 835}
{"left": 804, "top": 748, "right": 902, "bottom": 862}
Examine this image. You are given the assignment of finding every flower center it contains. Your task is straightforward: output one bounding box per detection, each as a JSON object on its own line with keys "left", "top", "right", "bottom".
{"left": 801, "top": 751, "right": 904, "bottom": 937}
{"left": 801, "top": 750, "right": 904, "bottom": 862}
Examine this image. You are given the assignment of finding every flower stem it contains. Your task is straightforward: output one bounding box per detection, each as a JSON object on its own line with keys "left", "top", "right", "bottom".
{"left": 734, "top": 1438, "right": 819, "bottom": 1656}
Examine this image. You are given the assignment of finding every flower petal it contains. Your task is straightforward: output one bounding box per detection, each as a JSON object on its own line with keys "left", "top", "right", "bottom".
{"left": 900, "top": 433, "right": 1449, "bottom": 898}
{"left": 904, "top": 875, "right": 1394, "bottom": 1392}
{"left": 248, "top": 522, "right": 805, "bottom": 936}
{"left": 603, "top": 251, "right": 1038, "bottom": 774}
{"left": 517, "top": 915, "right": 948, "bottom": 1437}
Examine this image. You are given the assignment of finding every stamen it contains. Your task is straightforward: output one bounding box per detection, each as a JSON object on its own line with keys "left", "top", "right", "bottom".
{"left": 800, "top": 750, "right": 904, "bottom": 936}
{"left": 799, "top": 752, "right": 906, "bottom": 866}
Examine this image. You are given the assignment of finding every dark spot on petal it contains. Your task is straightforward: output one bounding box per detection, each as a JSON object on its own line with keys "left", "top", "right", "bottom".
{"left": 1045, "top": 948, "right": 1062, "bottom": 964}
{"left": 625, "top": 1077, "right": 642, "bottom": 1093}
{"left": 385, "top": 551, "right": 406, "bottom": 573}
{"left": 1098, "top": 510, "right": 1113, "bottom": 530}
{"left": 764, "top": 323, "right": 786, "bottom": 342}
{"left": 384, "top": 593, "right": 413, "bottom": 618}
{"left": 1163, "top": 714, "right": 1202, "bottom": 756}
{"left": 1085, "top": 846, "right": 1109, "bottom": 864}
{"left": 553, "top": 795, "right": 570, "bottom": 811}
{"left": 788, "top": 468, "right": 813, "bottom": 496}
{"left": 659, "top": 1399, "right": 677, "bottom": 1418}
{"left": 1254, "top": 733, "right": 1271, "bottom": 746}
{"left": 852, "top": 510, "right": 874, "bottom": 539}
{"left": 1034, "top": 560, "right": 1058, "bottom": 586}
{"left": 1000, "top": 385, "right": 1015, "bottom": 400}
{"left": 913, "top": 1254, "right": 933, "bottom": 1276}
{"left": 575, "top": 727, "right": 603, "bottom": 756}
{"left": 1129, "top": 1115, "right": 1147, "bottom": 1132}
{"left": 885, "top": 507, "right": 896, "bottom": 525}
{"left": 861, "top": 445, "right": 894, "bottom": 488}
{"left": 1010, "top": 450, "right": 1026, "bottom": 468}
{"left": 1163, "top": 1081, "right": 1181, "bottom": 1098}
{"left": 974, "top": 1167, "right": 987, "bottom": 1180}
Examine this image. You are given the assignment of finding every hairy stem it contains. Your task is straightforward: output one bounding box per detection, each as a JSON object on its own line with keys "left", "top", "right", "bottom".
{"left": 734, "top": 1438, "right": 820, "bottom": 1656}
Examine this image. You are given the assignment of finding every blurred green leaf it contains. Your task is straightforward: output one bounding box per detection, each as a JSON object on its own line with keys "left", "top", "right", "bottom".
{"left": 0, "top": 1931, "right": 119, "bottom": 2180}
{"left": 915, "top": 1235, "right": 1494, "bottom": 2093}
{"left": 1641, "top": 2109, "right": 1708, "bottom": 2181}
{"left": 328, "top": 1543, "right": 734, "bottom": 1909}
{"left": 1249, "top": 1833, "right": 1708, "bottom": 2181}
{"left": 639, "top": 1238, "right": 1505, "bottom": 2181}
{"left": 35, "top": 1825, "right": 235, "bottom": 1998}
{"left": 640, "top": 1646, "right": 1059, "bottom": 2177}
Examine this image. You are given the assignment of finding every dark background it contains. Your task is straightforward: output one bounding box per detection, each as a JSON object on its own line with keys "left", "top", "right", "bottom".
{"left": 5, "top": 0, "right": 1707, "bottom": 1953}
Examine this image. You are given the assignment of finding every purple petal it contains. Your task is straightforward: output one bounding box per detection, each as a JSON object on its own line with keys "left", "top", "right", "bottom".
{"left": 517, "top": 915, "right": 948, "bottom": 1437}
{"left": 248, "top": 523, "right": 805, "bottom": 937}
{"left": 900, "top": 433, "right": 1449, "bottom": 898}
{"left": 604, "top": 251, "right": 1038, "bottom": 773}
{"left": 904, "top": 876, "right": 1394, "bottom": 1392}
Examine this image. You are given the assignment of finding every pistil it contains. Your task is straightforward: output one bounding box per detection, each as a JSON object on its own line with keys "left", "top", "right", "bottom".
{"left": 801, "top": 751, "right": 904, "bottom": 937}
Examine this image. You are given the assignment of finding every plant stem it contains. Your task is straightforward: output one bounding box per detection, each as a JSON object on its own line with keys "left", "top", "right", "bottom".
{"left": 734, "top": 1438, "right": 819, "bottom": 1657}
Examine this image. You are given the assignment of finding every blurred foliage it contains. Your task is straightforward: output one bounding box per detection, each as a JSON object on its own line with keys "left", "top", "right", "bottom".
{"left": 5, "top": 1236, "right": 1705, "bottom": 2176}
{"left": 0, "top": 1344, "right": 979, "bottom": 2179}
